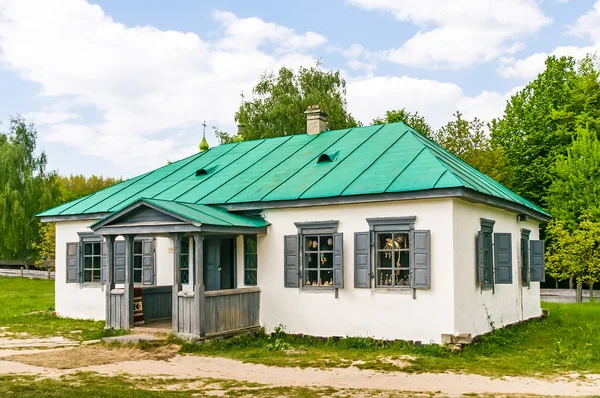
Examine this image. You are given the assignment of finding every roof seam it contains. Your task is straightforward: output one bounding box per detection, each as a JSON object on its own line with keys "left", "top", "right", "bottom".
{"left": 259, "top": 128, "right": 354, "bottom": 201}
{"left": 172, "top": 139, "right": 267, "bottom": 202}
{"left": 432, "top": 169, "right": 449, "bottom": 188}
{"left": 175, "top": 201, "right": 235, "bottom": 226}
{"left": 340, "top": 127, "right": 409, "bottom": 196}
{"left": 383, "top": 147, "right": 427, "bottom": 193}
{"left": 225, "top": 134, "right": 319, "bottom": 203}
{"left": 297, "top": 125, "right": 385, "bottom": 199}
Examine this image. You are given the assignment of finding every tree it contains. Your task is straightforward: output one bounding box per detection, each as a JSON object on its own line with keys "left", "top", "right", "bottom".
{"left": 434, "top": 112, "right": 505, "bottom": 182}
{"left": 546, "top": 216, "right": 600, "bottom": 302}
{"left": 491, "top": 55, "right": 600, "bottom": 207}
{"left": 220, "top": 66, "right": 358, "bottom": 142}
{"left": 546, "top": 127, "right": 600, "bottom": 230}
{"left": 33, "top": 174, "right": 122, "bottom": 269}
{"left": 0, "top": 116, "right": 60, "bottom": 263}
{"left": 372, "top": 108, "right": 434, "bottom": 138}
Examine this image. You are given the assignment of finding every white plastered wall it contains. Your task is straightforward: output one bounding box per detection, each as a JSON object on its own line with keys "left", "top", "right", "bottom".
{"left": 55, "top": 221, "right": 175, "bottom": 321}
{"left": 452, "top": 198, "right": 541, "bottom": 337}
{"left": 258, "top": 198, "right": 455, "bottom": 344}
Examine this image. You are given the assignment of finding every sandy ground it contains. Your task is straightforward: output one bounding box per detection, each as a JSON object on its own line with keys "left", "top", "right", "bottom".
{"left": 0, "top": 339, "right": 598, "bottom": 397}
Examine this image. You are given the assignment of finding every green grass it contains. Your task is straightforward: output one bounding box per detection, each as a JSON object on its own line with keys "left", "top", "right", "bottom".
{"left": 0, "top": 373, "right": 591, "bottom": 398}
{"left": 182, "top": 302, "right": 600, "bottom": 377}
{"left": 0, "top": 276, "right": 125, "bottom": 340}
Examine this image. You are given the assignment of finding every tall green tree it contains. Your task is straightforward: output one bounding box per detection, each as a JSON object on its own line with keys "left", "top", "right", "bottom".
{"left": 372, "top": 108, "right": 434, "bottom": 138}
{"left": 491, "top": 55, "right": 600, "bottom": 207}
{"left": 220, "top": 66, "right": 358, "bottom": 143}
{"left": 546, "top": 127, "right": 600, "bottom": 229}
{"left": 0, "top": 116, "right": 60, "bottom": 262}
{"left": 434, "top": 112, "right": 505, "bottom": 182}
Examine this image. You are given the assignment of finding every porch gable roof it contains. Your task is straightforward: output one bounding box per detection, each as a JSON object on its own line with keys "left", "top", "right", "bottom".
{"left": 90, "top": 198, "right": 270, "bottom": 233}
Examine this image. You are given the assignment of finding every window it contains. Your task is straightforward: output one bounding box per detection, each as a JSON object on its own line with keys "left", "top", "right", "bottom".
{"left": 521, "top": 229, "right": 530, "bottom": 287}
{"left": 303, "top": 235, "right": 334, "bottom": 286}
{"left": 82, "top": 241, "right": 101, "bottom": 283}
{"left": 478, "top": 219, "right": 495, "bottom": 290}
{"left": 133, "top": 241, "right": 143, "bottom": 284}
{"left": 375, "top": 232, "right": 410, "bottom": 287}
{"left": 244, "top": 236, "right": 258, "bottom": 285}
{"left": 180, "top": 237, "right": 190, "bottom": 284}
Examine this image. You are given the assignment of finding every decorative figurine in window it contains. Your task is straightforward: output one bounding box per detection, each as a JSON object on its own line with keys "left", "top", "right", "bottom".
{"left": 395, "top": 234, "right": 406, "bottom": 249}
{"left": 312, "top": 240, "right": 319, "bottom": 250}
{"left": 306, "top": 278, "right": 311, "bottom": 285}
{"left": 327, "top": 237, "right": 333, "bottom": 248}
{"left": 384, "top": 238, "right": 394, "bottom": 258}
{"left": 320, "top": 253, "right": 327, "bottom": 266}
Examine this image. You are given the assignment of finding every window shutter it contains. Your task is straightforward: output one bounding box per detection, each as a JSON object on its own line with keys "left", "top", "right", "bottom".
{"left": 114, "top": 241, "right": 127, "bottom": 284}
{"left": 476, "top": 232, "right": 485, "bottom": 285}
{"left": 332, "top": 233, "right": 344, "bottom": 288}
{"left": 412, "top": 230, "right": 430, "bottom": 290}
{"left": 66, "top": 242, "right": 80, "bottom": 283}
{"left": 493, "top": 233, "right": 512, "bottom": 284}
{"left": 142, "top": 239, "right": 155, "bottom": 285}
{"left": 284, "top": 235, "right": 299, "bottom": 288}
{"left": 530, "top": 240, "right": 545, "bottom": 282}
{"left": 354, "top": 232, "right": 371, "bottom": 288}
{"left": 101, "top": 241, "right": 108, "bottom": 284}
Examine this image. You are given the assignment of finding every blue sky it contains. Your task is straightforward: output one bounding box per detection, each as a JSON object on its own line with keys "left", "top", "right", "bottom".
{"left": 0, "top": 0, "right": 599, "bottom": 178}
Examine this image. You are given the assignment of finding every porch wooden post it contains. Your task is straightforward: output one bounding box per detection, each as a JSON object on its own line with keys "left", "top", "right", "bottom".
{"left": 123, "top": 235, "right": 135, "bottom": 329}
{"left": 194, "top": 234, "right": 205, "bottom": 336}
{"left": 172, "top": 234, "right": 182, "bottom": 332}
{"left": 104, "top": 235, "right": 115, "bottom": 329}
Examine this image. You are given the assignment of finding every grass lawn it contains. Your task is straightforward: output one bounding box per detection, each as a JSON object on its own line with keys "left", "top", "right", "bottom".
{"left": 0, "top": 276, "right": 123, "bottom": 340}
{"left": 182, "top": 301, "right": 600, "bottom": 378}
{"left": 0, "top": 373, "right": 591, "bottom": 398}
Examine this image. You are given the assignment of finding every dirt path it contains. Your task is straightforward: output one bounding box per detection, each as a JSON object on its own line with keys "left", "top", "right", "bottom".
{"left": 0, "top": 351, "right": 598, "bottom": 397}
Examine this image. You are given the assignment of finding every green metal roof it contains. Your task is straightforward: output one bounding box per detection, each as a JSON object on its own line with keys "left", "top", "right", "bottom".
{"left": 38, "top": 122, "right": 550, "bottom": 219}
{"left": 91, "top": 198, "right": 270, "bottom": 229}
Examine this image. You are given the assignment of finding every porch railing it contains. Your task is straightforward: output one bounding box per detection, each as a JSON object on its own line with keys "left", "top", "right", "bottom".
{"left": 204, "top": 287, "right": 260, "bottom": 336}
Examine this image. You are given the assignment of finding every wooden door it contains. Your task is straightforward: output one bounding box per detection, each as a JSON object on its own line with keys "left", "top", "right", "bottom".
{"left": 204, "top": 239, "right": 221, "bottom": 291}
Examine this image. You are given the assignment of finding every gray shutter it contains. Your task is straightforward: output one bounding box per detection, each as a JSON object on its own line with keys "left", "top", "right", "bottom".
{"left": 354, "top": 232, "right": 371, "bottom": 288}
{"left": 114, "top": 241, "right": 126, "bottom": 284}
{"left": 332, "top": 233, "right": 344, "bottom": 288}
{"left": 476, "top": 232, "right": 485, "bottom": 285}
{"left": 66, "top": 242, "right": 80, "bottom": 283}
{"left": 530, "top": 240, "right": 545, "bottom": 282}
{"left": 142, "top": 239, "right": 155, "bottom": 285}
{"left": 284, "top": 235, "right": 299, "bottom": 288}
{"left": 494, "top": 233, "right": 512, "bottom": 284}
{"left": 412, "top": 230, "right": 431, "bottom": 289}
{"left": 100, "top": 241, "right": 108, "bottom": 284}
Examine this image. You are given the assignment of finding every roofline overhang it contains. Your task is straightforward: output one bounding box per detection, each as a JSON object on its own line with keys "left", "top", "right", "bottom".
{"left": 94, "top": 224, "right": 268, "bottom": 236}
{"left": 40, "top": 187, "right": 551, "bottom": 225}
{"left": 90, "top": 200, "right": 197, "bottom": 230}
{"left": 217, "top": 187, "right": 551, "bottom": 223}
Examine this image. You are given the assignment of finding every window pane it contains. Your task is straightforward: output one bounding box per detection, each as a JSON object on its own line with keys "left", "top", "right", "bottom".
{"left": 245, "top": 254, "right": 257, "bottom": 270}
{"left": 92, "top": 242, "right": 101, "bottom": 255}
{"left": 180, "top": 254, "right": 189, "bottom": 270}
{"left": 396, "top": 251, "right": 409, "bottom": 268}
{"left": 134, "top": 241, "right": 142, "bottom": 255}
{"left": 378, "top": 251, "right": 392, "bottom": 268}
{"left": 395, "top": 269, "right": 410, "bottom": 286}
{"left": 84, "top": 256, "right": 92, "bottom": 268}
{"left": 305, "top": 236, "right": 319, "bottom": 251}
{"left": 134, "top": 270, "right": 142, "bottom": 284}
{"left": 376, "top": 269, "right": 394, "bottom": 286}
{"left": 181, "top": 269, "right": 189, "bottom": 284}
{"left": 321, "top": 235, "right": 334, "bottom": 251}
{"left": 377, "top": 233, "right": 393, "bottom": 250}
{"left": 92, "top": 270, "right": 101, "bottom": 282}
{"left": 134, "top": 255, "right": 142, "bottom": 270}
{"left": 393, "top": 233, "right": 408, "bottom": 249}
{"left": 245, "top": 237, "right": 257, "bottom": 254}
{"left": 305, "top": 253, "right": 318, "bottom": 268}
{"left": 320, "top": 269, "right": 333, "bottom": 285}
{"left": 304, "top": 269, "right": 319, "bottom": 286}
{"left": 83, "top": 270, "right": 92, "bottom": 283}
{"left": 320, "top": 252, "right": 333, "bottom": 269}
{"left": 92, "top": 256, "right": 101, "bottom": 269}
{"left": 84, "top": 243, "right": 92, "bottom": 256}
{"left": 244, "top": 270, "right": 257, "bottom": 286}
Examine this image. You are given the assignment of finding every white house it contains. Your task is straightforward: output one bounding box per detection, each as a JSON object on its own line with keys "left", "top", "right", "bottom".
{"left": 38, "top": 106, "right": 549, "bottom": 344}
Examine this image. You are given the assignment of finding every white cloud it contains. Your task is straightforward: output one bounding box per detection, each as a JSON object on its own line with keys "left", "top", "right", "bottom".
{"left": 497, "top": 46, "right": 596, "bottom": 79}
{"left": 0, "top": 0, "right": 317, "bottom": 174}
{"left": 22, "top": 111, "right": 80, "bottom": 125}
{"left": 569, "top": 0, "right": 600, "bottom": 42}
{"left": 346, "top": 76, "right": 513, "bottom": 128}
{"left": 213, "top": 11, "right": 326, "bottom": 53}
{"left": 347, "top": 0, "right": 551, "bottom": 69}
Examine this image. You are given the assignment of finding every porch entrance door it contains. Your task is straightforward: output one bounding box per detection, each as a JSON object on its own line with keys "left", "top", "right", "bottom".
{"left": 204, "top": 239, "right": 221, "bottom": 291}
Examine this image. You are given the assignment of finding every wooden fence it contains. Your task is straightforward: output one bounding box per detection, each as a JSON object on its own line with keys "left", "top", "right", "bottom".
{"left": 0, "top": 268, "right": 55, "bottom": 280}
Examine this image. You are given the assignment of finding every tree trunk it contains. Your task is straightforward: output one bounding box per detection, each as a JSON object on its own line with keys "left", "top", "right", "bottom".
{"left": 576, "top": 283, "right": 583, "bottom": 303}
{"left": 569, "top": 277, "right": 574, "bottom": 290}
{"left": 590, "top": 283, "right": 594, "bottom": 303}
